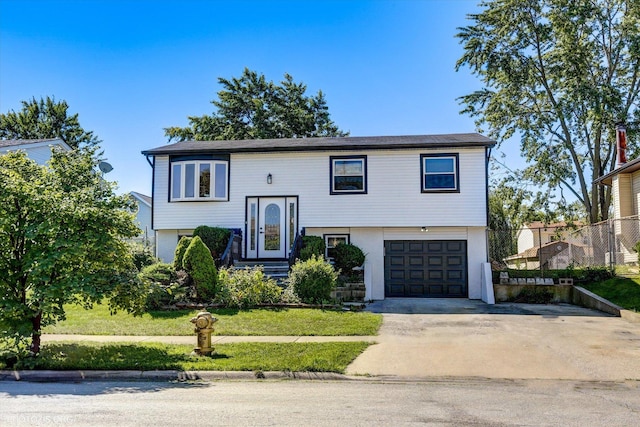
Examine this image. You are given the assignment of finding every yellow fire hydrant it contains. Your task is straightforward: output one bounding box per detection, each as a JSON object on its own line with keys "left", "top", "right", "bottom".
{"left": 190, "top": 311, "right": 217, "bottom": 356}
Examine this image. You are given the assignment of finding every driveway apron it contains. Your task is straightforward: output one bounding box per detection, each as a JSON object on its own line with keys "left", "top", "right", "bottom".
{"left": 346, "top": 299, "right": 640, "bottom": 381}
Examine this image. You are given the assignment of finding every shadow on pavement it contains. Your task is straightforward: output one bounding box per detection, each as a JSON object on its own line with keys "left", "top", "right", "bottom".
{"left": 364, "top": 298, "right": 614, "bottom": 317}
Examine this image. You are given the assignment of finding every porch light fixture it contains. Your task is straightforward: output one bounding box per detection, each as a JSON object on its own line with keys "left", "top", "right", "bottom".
{"left": 421, "top": 226, "right": 428, "bottom": 232}
{"left": 267, "top": 173, "right": 273, "bottom": 184}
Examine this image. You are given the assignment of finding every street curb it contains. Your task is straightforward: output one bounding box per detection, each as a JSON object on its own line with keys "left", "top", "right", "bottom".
{"left": 0, "top": 369, "right": 352, "bottom": 383}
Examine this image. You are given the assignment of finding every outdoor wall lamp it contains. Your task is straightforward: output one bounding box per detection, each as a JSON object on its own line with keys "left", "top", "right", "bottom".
{"left": 267, "top": 173, "right": 273, "bottom": 184}
{"left": 421, "top": 226, "right": 428, "bottom": 232}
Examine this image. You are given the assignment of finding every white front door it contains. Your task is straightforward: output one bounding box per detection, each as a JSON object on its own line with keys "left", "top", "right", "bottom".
{"left": 246, "top": 196, "right": 298, "bottom": 259}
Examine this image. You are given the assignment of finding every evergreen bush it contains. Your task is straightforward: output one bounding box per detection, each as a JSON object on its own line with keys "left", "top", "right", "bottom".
{"left": 300, "top": 235, "right": 326, "bottom": 261}
{"left": 174, "top": 236, "right": 192, "bottom": 270}
{"left": 334, "top": 243, "right": 365, "bottom": 272}
{"left": 193, "top": 225, "right": 231, "bottom": 259}
{"left": 288, "top": 255, "right": 338, "bottom": 304}
{"left": 182, "top": 236, "right": 218, "bottom": 302}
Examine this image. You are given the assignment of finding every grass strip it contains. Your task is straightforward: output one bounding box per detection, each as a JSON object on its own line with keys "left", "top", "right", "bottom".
{"left": 581, "top": 276, "right": 640, "bottom": 312}
{"left": 31, "top": 341, "right": 371, "bottom": 373}
{"left": 43, "top": 304, "right": 382, "bottom": 336}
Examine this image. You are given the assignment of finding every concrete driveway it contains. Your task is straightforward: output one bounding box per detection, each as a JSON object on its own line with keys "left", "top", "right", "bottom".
{"left": 346, "top": 299, "right": 640, "bottom": 381}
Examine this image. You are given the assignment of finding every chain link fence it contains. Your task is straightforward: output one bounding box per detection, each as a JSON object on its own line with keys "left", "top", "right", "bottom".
{"left": 489, "top": 216, "right": 640, "bottom": 271}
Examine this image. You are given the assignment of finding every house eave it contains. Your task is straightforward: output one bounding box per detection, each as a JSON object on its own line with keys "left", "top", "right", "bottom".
{"left": 594, "top": 158, "right": 640, "bottom": 186}
{"left": 141, "top": 133, "right": 497, "bottom": 157}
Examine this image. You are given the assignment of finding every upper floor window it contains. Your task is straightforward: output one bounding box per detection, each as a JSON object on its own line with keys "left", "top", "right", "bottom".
{"left": 421, "top": 154, "right": 459, "bottom": 193}
{"left": 330, "top": 155, "right": 367, "bottom": 194}
{"left": 171, "top": 160, "right": 228, "bottom": 201}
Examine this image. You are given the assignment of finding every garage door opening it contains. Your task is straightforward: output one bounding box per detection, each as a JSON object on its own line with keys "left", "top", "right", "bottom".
{"left": 384, "top": 240, "right": 468, "bottom": 298}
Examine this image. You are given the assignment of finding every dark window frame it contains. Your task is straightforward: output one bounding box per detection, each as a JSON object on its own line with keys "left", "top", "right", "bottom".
{"left": 420, "top": 153, "right": 460, "bottom": 193}
{"left": 330, "top": 155, "right": 368, "bottom": 195}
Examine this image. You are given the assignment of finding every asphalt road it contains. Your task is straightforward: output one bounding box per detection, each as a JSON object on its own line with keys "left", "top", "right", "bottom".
{"left": 1, "top": 379, "right": 639, "bottom": 426}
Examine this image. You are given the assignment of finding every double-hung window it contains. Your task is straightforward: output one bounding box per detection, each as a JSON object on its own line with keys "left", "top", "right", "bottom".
{"left": 171, "top": 160, "right": 228, "bottom": 201}
{"left": 325, "top": 234, "right": 349, "bottom": 262}
{"left": 420, "top": 154, "right": 459, "bottom": 192}
{"left": 330, "top": 155, "right": 367, "bottom": 194}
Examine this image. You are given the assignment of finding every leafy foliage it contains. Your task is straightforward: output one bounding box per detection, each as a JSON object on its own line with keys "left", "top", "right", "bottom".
{"left": 138, "top": 263, "right": 184, "bottom": 310}
{"left": 182, "top": 236, "right": 218, "bottom": 301}
{"left": 128, "top": 241, "right": 158, "bottom": 271}
{"left": 216, "top": 266, "right": 283, "bottom": 308}
{"left": 0, "top": 148, "right": 142, "bottom": 356}
{"left": 174, "top": 236, "right": 192, "bottom": 270}
{"left": 300, "top": 235, "right": 326, "bottom": 261}
{"left": 288, "top": 255, "right": 338, "bottom": 304}
{"left": 165, "top": 68, "right": 348, "bottom": 141}
{"left": 193, "top": 225, "right": 231, "bottom": 259}
{"left": 333, "top": 243, "right": 365, "bottom": 272}
{"left": 0, "top": 96, "right": 99, "bottom": 149}
{"left": 456, "top": 0, "right": 640, "bottom": 223}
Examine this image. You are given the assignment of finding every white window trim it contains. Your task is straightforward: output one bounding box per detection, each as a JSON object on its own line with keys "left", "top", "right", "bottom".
{"left": 171, "top": 160, "right": 228, "bottom": 201}
{"left": 324, "top": 234, "right": 350, "bottom": 262}
{"left": 421, "top": 154, "right": 459, "bottom": 192}
{"left": 331, "top": 156, "right": 367, "bottom": 194}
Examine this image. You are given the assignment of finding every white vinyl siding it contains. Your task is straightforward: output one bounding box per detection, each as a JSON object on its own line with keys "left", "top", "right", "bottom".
{"left": 152, "top": 148, "right": 489, "bottom": 230}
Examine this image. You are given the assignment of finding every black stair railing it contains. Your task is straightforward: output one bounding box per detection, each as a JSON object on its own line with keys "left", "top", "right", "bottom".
{"left": 288, "top": 228, "right": 306, "bottom": 267}
{"left": 220, "top": 228, "right": 242, "bottom": 268}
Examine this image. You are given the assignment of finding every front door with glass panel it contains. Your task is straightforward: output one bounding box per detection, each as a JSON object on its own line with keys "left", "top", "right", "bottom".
{"left": 246, "top": 197, "right": 298, "bottom": 259}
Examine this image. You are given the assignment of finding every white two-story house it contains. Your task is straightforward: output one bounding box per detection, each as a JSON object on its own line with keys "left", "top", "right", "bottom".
{"left": 0, "top": 138, "right": 72, "bottom": 164}
{"left": 141, "top": 133, "right": 496, "bottom": 300}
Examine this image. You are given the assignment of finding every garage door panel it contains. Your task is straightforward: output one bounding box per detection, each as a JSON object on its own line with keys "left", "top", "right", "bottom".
{"left": 384, "top": 240, "right": 467, "bottom": 298}
{"left": 409, "top": 270, "right": 424, "bottom": 280}
{"left": 447, "top": 256, "right": 463, "bottom": 266}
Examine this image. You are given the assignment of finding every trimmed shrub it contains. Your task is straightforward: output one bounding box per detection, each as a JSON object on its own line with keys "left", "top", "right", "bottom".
{"left": 334, "top": 243, "right": 365, "bottom": 272}
{"left": 193, "top": 225, "right": 231, "bottom": 259}
{"left": 288, "top": 255, "right": 338, "bottom": 304}
{"left": 216, "top": 266, "right": 282, "bottom": 308}
{"left": 300, "top": 235, "right": 326, "bottom": 261}
{"left": 174, "top": 236, "right": 192, "bottom": 270}
{"left": 182, "top": 236, "right": 218, "bottom": 302}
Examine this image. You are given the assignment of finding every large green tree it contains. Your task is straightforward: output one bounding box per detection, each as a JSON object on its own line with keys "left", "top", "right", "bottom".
{"left": 165, "top": 68, "right": 348, "bottom": 141}
{"left": 0, "top": 96, "right": 99, "bottom": 149}
{"left": 456, "top": 0, "right": 640, "bottom": 223}
{"left": 0, "top": 148, "right": 143, "bottom": 360}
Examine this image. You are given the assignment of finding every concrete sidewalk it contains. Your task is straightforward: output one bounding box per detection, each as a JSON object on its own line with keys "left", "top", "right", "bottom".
{"left": 41, "top": 334, "right": 377, "bottom": 344}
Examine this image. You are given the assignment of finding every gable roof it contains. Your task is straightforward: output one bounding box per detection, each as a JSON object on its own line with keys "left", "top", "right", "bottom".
{"left": 129, "top": 191, "right": 152, "bottom": 207}
{"left": 594, "top": 157, "right": 640, "bottom": 186}
{"left": 141, "top": 133, "right": 496, "bottom": 156}
{"left": 0, "top": 138, "right": 72, "bottom": 151}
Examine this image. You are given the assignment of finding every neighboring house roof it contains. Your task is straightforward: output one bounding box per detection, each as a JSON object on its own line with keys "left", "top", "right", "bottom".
{"left": 129, "top": 191, "right": 152, "bottom": 207}
{"left": 0, "top": 138, "right": 72, "bottom": 151}
{"left": 141, "top": 133, "right": 496, "bottom": 156}
{"left": 594, "top": 157, "right": 640, "bottom": 186}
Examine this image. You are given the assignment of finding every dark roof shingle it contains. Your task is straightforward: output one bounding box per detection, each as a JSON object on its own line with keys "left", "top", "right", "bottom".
{"left": 141, "top": 133, "right": 496, "bottom": 156}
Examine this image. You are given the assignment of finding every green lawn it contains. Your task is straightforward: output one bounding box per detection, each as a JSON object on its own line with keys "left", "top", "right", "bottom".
{"left": 42, "top": 303, "right": 382, "bottom": 336}
{"left": 30, "top": 341, "right": 370, "bottom": 373}
{"left": 581, "top": 275, "right": 640, "bottom": 312}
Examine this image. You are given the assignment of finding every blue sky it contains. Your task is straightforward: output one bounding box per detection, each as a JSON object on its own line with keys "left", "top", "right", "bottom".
{"left": 0, "top": 0, "right": 519, "bottom": 195}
